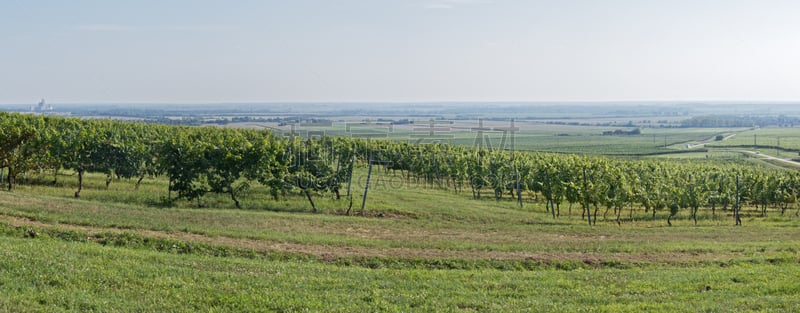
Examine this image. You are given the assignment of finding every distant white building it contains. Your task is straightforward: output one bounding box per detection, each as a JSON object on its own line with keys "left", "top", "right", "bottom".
{"left": 31, "top": 98, "right": 54, "bottom": 112}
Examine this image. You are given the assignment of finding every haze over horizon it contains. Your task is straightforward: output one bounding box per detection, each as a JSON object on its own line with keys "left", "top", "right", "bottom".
{"left": 2, "top": 1, "right": 800, "bottom": 105}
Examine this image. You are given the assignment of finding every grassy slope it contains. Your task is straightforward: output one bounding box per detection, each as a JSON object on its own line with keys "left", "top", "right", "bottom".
{"left": 2, "top": 172, "right": 800, "bottom": 312}
{"left": 2, "top": 237, "right": 800, "bottom": 312}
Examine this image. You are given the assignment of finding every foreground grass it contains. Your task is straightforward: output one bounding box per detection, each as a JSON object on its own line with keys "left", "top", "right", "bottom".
{"left": 2, "top": 236, "right": 799, "bottom": 312}
{"left": 3, "top": 171, "right": 800, "bottom": 311}
{"left": 3, "top": 178, "right": 800, "bottom": 264}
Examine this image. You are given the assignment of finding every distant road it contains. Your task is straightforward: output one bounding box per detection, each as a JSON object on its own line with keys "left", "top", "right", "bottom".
{"left": 686, "top": 133, "right": 736, "bottom": 149}
{"left": 742, "top": 150, "right": 800, "bottom": 167}
{"left": 683, "top": 132, "right": 800, "bottom": 168}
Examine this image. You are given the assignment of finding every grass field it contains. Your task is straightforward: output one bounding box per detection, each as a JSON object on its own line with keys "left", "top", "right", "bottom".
{"left": 2, "top": 171, "right": 800, "bottom": 312}
{"left": 3, "top": 236, "right": 799, "bottom": 312}
{"left": 707, "top": 127, "right": 800, "bottom": 153}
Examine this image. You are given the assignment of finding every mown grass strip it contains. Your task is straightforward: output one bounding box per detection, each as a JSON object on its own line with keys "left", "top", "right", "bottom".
{"left": 3, "top": 222, "right": 797, "bottom": 273}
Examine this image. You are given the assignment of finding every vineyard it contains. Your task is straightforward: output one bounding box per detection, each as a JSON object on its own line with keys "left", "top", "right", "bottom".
{"left": 3, "top": 112, "right": 800, "bottom": 311}
{"left": 2, "top": 112, "right": 799, "bottom": 225}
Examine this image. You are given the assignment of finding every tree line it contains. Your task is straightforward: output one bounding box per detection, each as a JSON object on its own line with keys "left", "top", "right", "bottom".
{"left": 681, "top": 115, "right": 800, "bottom": 128}
{"left": 2, "top": 112, "right": 799, "bottom": 224}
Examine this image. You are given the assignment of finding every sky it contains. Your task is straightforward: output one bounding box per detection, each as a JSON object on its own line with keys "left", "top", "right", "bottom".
{"left": 1, "top": 0, "right": 800, "bottom": 104}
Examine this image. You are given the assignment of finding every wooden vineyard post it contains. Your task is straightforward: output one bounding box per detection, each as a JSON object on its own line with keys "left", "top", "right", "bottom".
{"left": 360, "top": 154, "right": 374, "bottom": 216}
{"left": 346, "top": 154, "right": 354, "bottom": 197}
{"left": 515, "top": 161, "right": 522, "bottom": 208}
{"left": 735, "top": 175, "right": 742, "bottom": 226}
{"left": 345, "top": 154, "right": 355, "bottom": 215}
{"left": 583, "top": 168, "right": 591, "bottom": 226}
{"left": 547, "top": 167, "right": 555, "bottom": 219}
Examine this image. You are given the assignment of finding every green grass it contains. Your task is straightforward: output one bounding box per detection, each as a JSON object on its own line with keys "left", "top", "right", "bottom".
{"left": 707, "top": 127, "right": 800, "bottom": 152}
{"left": 644, "top": 151, "right": 743, "bottom": 159}
{"left": 2, "top": 236, "right": 800, "bottom": 312}
{"left": 3, "top": 170, "right": 800, "bottom": 312}
{"left": 5, "top": 172, "right": 800, "bottom": 259}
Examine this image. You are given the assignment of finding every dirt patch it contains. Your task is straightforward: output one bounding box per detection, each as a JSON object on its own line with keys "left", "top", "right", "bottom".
{"left": 0, "top": 214, "right": 741, "bottom": 266}
{"left": 332, "top": 209, "right": 417, "bottom": 219}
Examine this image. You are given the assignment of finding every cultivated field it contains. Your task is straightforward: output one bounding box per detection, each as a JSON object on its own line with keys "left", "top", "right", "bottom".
{"left": 229, "top": 119, "right": 747, "bottom": 156}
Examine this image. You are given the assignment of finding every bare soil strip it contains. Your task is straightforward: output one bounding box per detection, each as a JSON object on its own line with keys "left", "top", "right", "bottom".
{"left": 1, "top": 214, "right": 742, "bottom": 266}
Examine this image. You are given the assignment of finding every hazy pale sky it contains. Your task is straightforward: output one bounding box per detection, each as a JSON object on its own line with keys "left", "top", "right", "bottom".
{"left": 2, "top": 0, "right": 799, "bottom": 104}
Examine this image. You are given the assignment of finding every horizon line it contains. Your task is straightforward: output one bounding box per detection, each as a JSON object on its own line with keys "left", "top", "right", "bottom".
{"left": 3, "top": 100, "right": 800, "bottom": 106}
